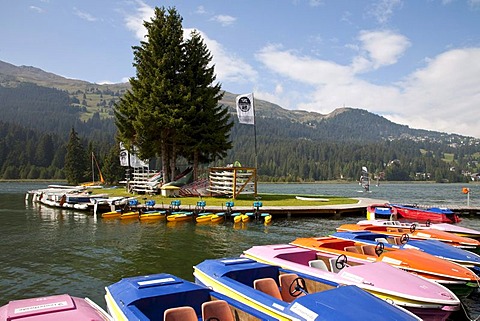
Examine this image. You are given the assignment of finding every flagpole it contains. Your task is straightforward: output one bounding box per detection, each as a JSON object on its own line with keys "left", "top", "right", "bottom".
{"left": 235, "top": 92, "right": 258, "bottom": 197}
{"left": 235, "top": 92, "right": 257, "bottom": 169}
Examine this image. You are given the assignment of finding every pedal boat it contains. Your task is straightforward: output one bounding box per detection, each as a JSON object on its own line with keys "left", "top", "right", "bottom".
{"left": 0, "top": 294, "right": 112, "bottom": 321}
{"left": 389, "top": 204, "right": 461, "bottom": 224}
{"left": 139, "top": 210, "right": 167, "bottom": 221}
{"left": 242, "top": 202, "right": 272, "bottom": 225}
{"left": 337, "top": 222, "right": 480, "bottom": 253}
{"left": 241, "top": 212, "right": 254, "bottom": 222}
{"left": 231, "top": 212, "right": 246, "bottom": 223}
{"left": 256, "top": 212, "right": 273, "bottom": 225}
{"left": 166, "top": 211, "right": 194, "bottom": 222}
{"left": 332, "top": 230, "right": 480, "bottom": 275}
{"left": 118, "top": 210, "right": 140, "bottom": 220}
{"left": 367, "top": 204, "right": 398, "bottom": 220}
{"left": 196, "top": 212, "right": 225, "bottom": 223}
{"left": 291, "top": 236, "right": 479, "bottom": 297}
{"left": 194, "top": 257, "right": 420, "bottom": 321}
{"left": 105, "top": 273, "right": 272, "bottom": 321}
{"left": 101, "top": 210, "right": 122, "bottom": 219}
{"left": 243, "top": 244, "right": 460, "bottom": 320}
{"left": 360, "top": 219, "right": 480, "bottom": 240}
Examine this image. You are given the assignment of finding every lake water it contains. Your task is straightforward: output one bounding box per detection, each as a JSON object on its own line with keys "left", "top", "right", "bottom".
{"left": 0, "top": 181, "right": 479, "bottom": 319}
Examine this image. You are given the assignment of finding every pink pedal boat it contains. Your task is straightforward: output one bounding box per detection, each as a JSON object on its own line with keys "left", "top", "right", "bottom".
{"left": 0, "top": 294, "right": 112, "bottom": 321}
{"left": 243, "top": 244, "right": 461, "bottom": 321}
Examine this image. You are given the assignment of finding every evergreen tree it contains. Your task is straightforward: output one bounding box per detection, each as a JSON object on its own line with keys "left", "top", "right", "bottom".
{"left": 115, "top": 6, "right": 186, "bottom": 183}
{"left": 102, "top": 143, "right": 125, "bottom": 184}
{"left": 35, "top": 134, "right": 54, "bottom": 167}
{"left": 115, "top": 7, "right": 231, "bottom": 183}
{"left": 65, "top": 128, "right": 87, "bottom": 184}
{"left": 182, "top": 30, "right": 232, "bottom": 180}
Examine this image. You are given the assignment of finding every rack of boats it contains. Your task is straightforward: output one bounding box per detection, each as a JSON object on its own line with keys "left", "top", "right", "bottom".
{"left": 26, "top": 185, "right": 138, "bottom": 214}
{"left": 100, "top": 199, "right": 273, "bottom": 225}
{"left": 4, "top": 213, "right": 480, "bottom": 320}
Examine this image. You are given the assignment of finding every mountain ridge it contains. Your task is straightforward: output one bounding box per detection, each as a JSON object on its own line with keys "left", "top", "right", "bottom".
{"left": 0, "top": 59, "right": 475, "bottom": 145}
{"left": 1, "top": 59, "right": 479, "bottom": 183}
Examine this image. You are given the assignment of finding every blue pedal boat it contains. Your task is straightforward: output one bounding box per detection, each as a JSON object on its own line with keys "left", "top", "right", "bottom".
{"left": 105, "top": 273, "right": 274, "bottom": 321}
{"left": 194, "top": 257, "right": 421, "bottom": 321}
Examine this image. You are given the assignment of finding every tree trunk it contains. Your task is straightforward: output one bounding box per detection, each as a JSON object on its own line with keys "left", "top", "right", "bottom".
{"left": 193, "top": 149, "right": 199, "bottom": 181}
{"left": 170, "top": 142, "right": 177, "bottom": 182}
{"left": 161, "top": 138, "right": 169, "bottom": 183}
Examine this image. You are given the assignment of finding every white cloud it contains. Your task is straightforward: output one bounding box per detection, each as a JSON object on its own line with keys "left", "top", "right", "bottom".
{"left": 256, "top": 44, "right": 353, "bottom": 86}
{"left": 308, "top": 0, "right": 324, "bottom": 7}
{"left": 184, "top": 28, "right": 257, "bottom": 85}
{"left": 367, "top": 0, "right": 403, "bottom": 25}
{"left": 355, "top": 30, "right": 411, "bottom": 71}
{"left": 391, "top": 48, "right": 480, "bottom": 132}
{"left": 29, "top": 6, "right": 44, "bottom": 13}
{"left": 195, "top": 6, "right": 207, "bottom": 15}
{"left": 211, "top": 15, "right": 236, "bottom": 26}
{"left": 251, "top": 29, "right": 480, "bottom": 137}
{"left": 73, "top": 7, "right": 97, "bottom": 22}
{"left": 124, "top": 1, "right": 154, "bottom": 40}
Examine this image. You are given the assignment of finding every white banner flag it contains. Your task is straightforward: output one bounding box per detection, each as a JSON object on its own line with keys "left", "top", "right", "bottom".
{"left": 119, "top": 142, "right": 149, "bottom": 168}
{"left": 119, "top": 143, "right": 129, "bottom": 167}
{"left": 236, "top": 93, "right": 255, "bottom": 125}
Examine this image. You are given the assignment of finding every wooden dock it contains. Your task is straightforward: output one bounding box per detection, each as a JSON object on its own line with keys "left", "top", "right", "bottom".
{"left": 441, "top": 206, "right": 480, "bottom": 216}
{"left": 100, "top": 197, "right": 480, "bottom": 219}
{"left": 154, "top": 198, "right": 480, "bottom": 218}
{"left": 145, "top": 198, "right": 383, "bottom": 218}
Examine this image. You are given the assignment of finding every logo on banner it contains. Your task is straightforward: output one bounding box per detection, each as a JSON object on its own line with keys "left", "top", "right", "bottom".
{"left": 238, "top": 96, "right": 252, "bottom": 113}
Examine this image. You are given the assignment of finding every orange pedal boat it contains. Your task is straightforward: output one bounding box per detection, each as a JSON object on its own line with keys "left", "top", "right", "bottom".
{"left": 337, "top": 222, "right": 480, "bottom": 253}
{"left": 291, "top": 236, "right": 479, "bottom": 297}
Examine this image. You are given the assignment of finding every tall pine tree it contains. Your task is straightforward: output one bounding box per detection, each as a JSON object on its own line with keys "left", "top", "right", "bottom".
{"left": 115, "top": 7, "right": 232, "bottom": 183}
{"left": 64, "top": 128, "right": 87, "bottom": 185}
{"left": 115, "top": 7, "right": 186, "bottom": 183}
{"left": 181, "top": 30, "right": 233, "bottom": 180}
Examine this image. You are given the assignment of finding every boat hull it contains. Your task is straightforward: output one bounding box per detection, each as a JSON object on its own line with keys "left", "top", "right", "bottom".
{"left": 139, "top": 210, "right": 166, "bottom": 221}
{"left": 0, "top": 294, "right": 111, "bottom": 321}
{"left": 390, "top": 204, "right": 461, "bottom": 224}
{"left": 166, "top": 212, "right": 194, "bottom": 222}
{"left": 102, "top": 211, "right": 121, "bottom": 218}
{"left": 119, "top": 211, "right": 139, "bottom": 220}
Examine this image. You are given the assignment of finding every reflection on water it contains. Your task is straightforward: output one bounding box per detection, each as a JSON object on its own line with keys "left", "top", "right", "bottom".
{"left": 0, "top": 182, "right": 479, "bottom": 318}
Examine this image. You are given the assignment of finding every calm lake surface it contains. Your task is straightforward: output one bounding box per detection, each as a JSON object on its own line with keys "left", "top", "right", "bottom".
{"left": 0, "top": 181, "right": 479, "bottom": 318}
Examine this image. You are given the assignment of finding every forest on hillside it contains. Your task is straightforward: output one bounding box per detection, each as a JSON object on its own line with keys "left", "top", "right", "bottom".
{"left": 0, "top": 82, "right": 479, "bottom": 183}
{"left": 218, "top": 117, "right": 478, "bottom": 183}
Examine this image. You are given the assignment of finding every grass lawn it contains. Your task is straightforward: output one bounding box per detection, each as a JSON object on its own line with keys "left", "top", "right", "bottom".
{"left": 90, "top": 186, "right": 357, "bottom": 207}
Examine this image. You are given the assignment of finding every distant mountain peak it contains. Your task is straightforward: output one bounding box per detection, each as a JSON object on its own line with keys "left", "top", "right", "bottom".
{"left": 0, "top": 60, "right": 90, "bottom": 87}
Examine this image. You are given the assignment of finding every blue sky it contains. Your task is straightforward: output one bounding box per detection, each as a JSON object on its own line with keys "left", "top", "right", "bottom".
{"left": 1, "top": 0, "right": 480, "bottom": 137}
